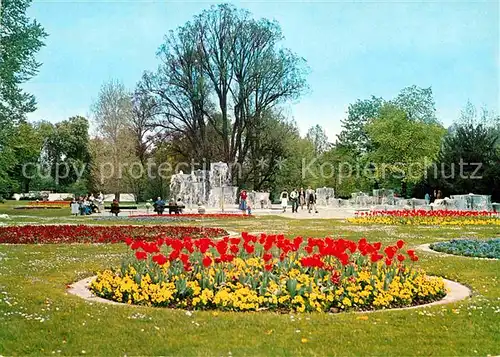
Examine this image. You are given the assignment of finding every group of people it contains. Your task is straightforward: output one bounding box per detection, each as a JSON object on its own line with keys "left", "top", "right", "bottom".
{"left": 70, "top": 193, "right": 104, "bottom": 216}
{"left": 153, "top": 197, "right": 185, "bottom": 215}
{"left": 280, "top": 187, "right": 319, "bottom": 213}
{"left": 238, "top": 187, "right": 320, "bottom": 214}
{"left": 424, "top": 189, "right": 444, "bottom": 205}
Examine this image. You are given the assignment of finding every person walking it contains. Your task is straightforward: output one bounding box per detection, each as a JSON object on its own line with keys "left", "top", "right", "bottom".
{"left": 312, "top": 189, "right": 319, "bottom": 213}
{"left": 306, "top": 186, "right": 318, "bottom": 213}
{"left": 290, "top": 188, "right": 298, "bottom": 213}
{"left": 306, "top": 187, "right": 313, "bottom": 212}
{"left": 95, "top": 193, "right": 104, "bottom": 213}
{"left": 280, "top": 189, "right": 289, "bottom": 213}
{"left": 239, "top": 189, "right": 248, "bottom": 214}
{"left": 299, "top": 187, "right": 306, "bottom": 210}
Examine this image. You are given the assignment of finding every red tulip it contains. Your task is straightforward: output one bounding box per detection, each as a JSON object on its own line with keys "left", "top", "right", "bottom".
{"left": 263, "top": 253, "right": 273, "bottom": 262}
{"left": 244, "top": 243, "right": 255, "bottom": 254}
{"left": 293, "top": 236, "right": 303, "bottom": 250}
{"left": 180, "top": 253, "right": 190, "bottom": 264}
{"left": 168, "top": 250, "right": 180, "bottom": 261}
{"left": 300, "top": 255, "right": 325, "bottom": 268}
{"left": 370, "top": 253, "right": 383, "bottom": 263}
{"left": 218, "top": 254, "right": 232, "bottom": 263}
{"left": 229, "top": 237, "right": 241, "bottom": 245}
{"left": 202, "top": 256, "right": 212, "bottom": 267}
{"left": 152, "top": 254, "right": 167, "bottom": 266}
{"left": 216, "top": 241, "right": 228, "bottom": 255}
{"left": 384, "top": 246, "right": 397, "bottom": 259}
{"left": 130, "top": 240, "right": 142, "bottom": 250}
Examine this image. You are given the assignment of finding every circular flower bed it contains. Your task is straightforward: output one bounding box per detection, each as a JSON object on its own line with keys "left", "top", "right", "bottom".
{"left": 430, "top": 239, "right": 500, "bottom": 259}
{"left": 0, "top": 225, "right": 227, "bottom": 244}
{"left": 348, "top": 210, "right": 500, "bottom": 226}
{"left": 90, "top": 233, "right": 446, "bottom": 312}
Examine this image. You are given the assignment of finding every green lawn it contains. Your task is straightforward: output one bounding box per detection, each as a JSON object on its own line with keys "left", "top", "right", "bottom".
{"left": 0, "top": 216, "right": 499, "bottom": 356}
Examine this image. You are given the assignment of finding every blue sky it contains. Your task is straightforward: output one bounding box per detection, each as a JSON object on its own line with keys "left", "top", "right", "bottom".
{"left": 25, "top": 0, "right": 499, "bottom": 140}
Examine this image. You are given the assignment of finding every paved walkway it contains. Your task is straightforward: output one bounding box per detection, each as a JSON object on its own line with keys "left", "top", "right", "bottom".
{"left": 256, "top": 208, "right": 357, "bottom": 219}
{"left": 120, "top": 206, "right": 358, "bottom": 220}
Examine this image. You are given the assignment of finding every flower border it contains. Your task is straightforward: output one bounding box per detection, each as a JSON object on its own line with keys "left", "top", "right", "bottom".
{"left": 67, "top": 276, "right": 471, "bottom": 313}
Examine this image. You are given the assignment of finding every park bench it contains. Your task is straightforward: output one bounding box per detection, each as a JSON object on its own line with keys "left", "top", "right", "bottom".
{"left": 354, "top": 208, "right": 370, "bottom": 213}
{"left": 165, "top": 205, "right": 185, "bottom": 214}
{"left": 104, "top": 205, "right": 138, "bottom": 210}
{"left": 149, "top": 205, "right": 186, "bottom": 215}
{"left": 104, "top": 205, "right": 138, "bottom": 216}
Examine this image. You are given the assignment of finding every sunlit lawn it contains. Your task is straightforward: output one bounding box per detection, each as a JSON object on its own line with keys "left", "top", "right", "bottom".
{"left": 0, "top": 215, "right": 499, "bottom": 356}
{"left": 0, "top": 200, "right": 146, "bottom": 219}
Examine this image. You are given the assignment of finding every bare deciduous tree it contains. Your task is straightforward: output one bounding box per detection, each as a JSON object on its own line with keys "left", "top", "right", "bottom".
{"left": 91, "top": 80, "right": 137, "bottom": 200}
{"left": 142, "top": 4, "right": 308, "bottom": 184}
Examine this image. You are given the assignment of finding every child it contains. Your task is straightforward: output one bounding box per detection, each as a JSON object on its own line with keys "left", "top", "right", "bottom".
{"left": 70, "top": 199, "right": 79, "bottom": 216}
{"left": 280, "top": 189, "right": 289, "bottom": 213}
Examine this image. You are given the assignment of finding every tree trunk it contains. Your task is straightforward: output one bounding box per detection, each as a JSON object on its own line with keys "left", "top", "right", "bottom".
{"left": 401, "top": 181, "right": 407, "bottom": 198}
